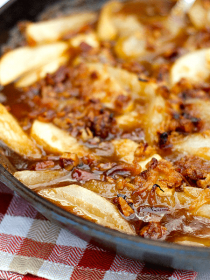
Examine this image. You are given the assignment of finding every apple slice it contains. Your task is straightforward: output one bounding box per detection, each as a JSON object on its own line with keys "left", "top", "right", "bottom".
{"left": 172, "top": 131, "right": 210, "bottom": 160}
{"left": 69, "top": 32, "right": 99, "bottom": 49}
{"left": 193, "top": 204, "right": 210, "bottom": 219}
{"left": 87, "top": 63, "right": 156, "bottom": 99}
{"left": 38, "top": 184, "right": 136, "bottom": 235}
{"left": 116, "top": 111, "right": 141, "bottom": 129}
{"left": 14, "top": 170, "right": 68, "bottom": 189}
{"left": 16, "top": 55, "right": 69, "bottom": 87}
{"left": 170, "top": 48, "right": 210, "bottom": 85}
{"left": 0, "top": 104, "right": 41, "bottom": 158}
{"left": 115, "top": 33, "right": 146, "bottom": 59}
{"left": 112, "top": 139, "right": 139, "bottom": 164}
{"left": 112, "top": 138, "right": 161, "bottom": 168}
{"left": 0, "top": 42, "right": 69, "bottom": 86}
{"left": 31, "top": 120, "right": 88, "bottom": 157}
{"left": 113, "top": 14, "right": 144, "bottom": 37}
{"left": 26, "top": 12, "right": 96, "bottom": 44}
{"left": 144, "top": 95, "right": 166, "bottom": 143}
{"left": 185, "top": 99, "right": 210, "bottom": 130}
{"left": 97, "top": 1, "right": 122, "bottom": 41}
{"left": 114, "top": 15, "right": 146, "bottom": 60}
{"left": 83, "top": 63, "right": 132, "bottom": 112}
{"left": 188, "top": 0, "right": 210, "bottom": 29}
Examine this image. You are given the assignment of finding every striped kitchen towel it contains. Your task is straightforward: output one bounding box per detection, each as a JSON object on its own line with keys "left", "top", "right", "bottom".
{"left": 0, "top": 182, "right": 197, "bottom": 280}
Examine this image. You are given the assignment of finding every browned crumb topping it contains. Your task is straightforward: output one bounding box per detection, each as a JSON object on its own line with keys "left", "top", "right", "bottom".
{"left": 175, "top": 156, "right": 210, "bottom": 186}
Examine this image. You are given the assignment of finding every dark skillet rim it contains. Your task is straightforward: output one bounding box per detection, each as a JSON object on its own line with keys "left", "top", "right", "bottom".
{"left": 1, "top": 163, "right": 210, "bottom": 257}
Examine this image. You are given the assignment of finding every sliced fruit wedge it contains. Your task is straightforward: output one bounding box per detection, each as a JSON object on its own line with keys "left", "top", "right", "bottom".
{"left": 144, "top": 95, "right": 166, "bottom": 143}
{"left": 14, "top": 170, "right": 68, "bottom": 190}
{"left": 193, "top": 204, "right": 210, "bottom": 219}
{"left": 113, "top": 14, "right": 144, "bottom": 38}
{"left": 97, "top": 1, "right": 122, "bottom": 41}
{"left": 16, "top": 55, "right": 69, "bottom": 87}
{"left": 115, "top": 33, "right": 146, "bottom": 59}
{"left": 113, "top": 14, "right": 146, "bottom": 60}
{"left": 170, "top": 48, "right": 210, "bottom": 85}
{"left": 112, "top": 138, "right": 162, "bottom": 168}
{"left": 0, "top": 42, "right": 69, "bottom": 86}
{"left": 112, "top": 139, "right": 139, "bottom": 164}
{"left": 79, "top": 63, "right": 132, "bottom": 112}
{"left": 0, "top": 104, "right": 41, "bottom": 158}
{"left": 26, "top": 12, "right": 97, "bottom": 44}
{"left": 31, "top": 120, "right": 89, "bottom": 157}
{"left": 172, "top": 131, "right": 210, "bottom": 160}
{"left": 185, "top": 99, "right": 210, "bottom": 130}
{"left": 69, "top": 32, "right": 99, "bottom": 49}
{"left": 188, "top": 0, "right": 210, "bottom": 29}
{"left": 87, "top": 63, "right": 156, "bottom": 99}
{"left": 38, "top": 184, "right": 136, "bottom": 235}
{"left": 116, "top": 111, "right": 141, "bottom": 129}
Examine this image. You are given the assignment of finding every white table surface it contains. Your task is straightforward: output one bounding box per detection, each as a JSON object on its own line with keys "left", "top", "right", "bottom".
{"left": 0, "top": 0, "right": 9, "bottom": 8}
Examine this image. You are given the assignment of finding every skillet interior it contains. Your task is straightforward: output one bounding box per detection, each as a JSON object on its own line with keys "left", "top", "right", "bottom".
{"left": 1, "top": 0, "right": 210, "bottom": 272}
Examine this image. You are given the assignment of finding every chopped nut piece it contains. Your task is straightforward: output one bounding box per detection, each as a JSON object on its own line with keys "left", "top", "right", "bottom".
{"left": 60, "top": 153, "right": 79, "bottom": 170}
{"left": 34, "top": 160, "right": 55, "bottom": 170}
{"left": 118, "top": 196, "right": 134, "bottom": 217}
{"left": 139, "top": 222, "right": 167, "bottom": 240}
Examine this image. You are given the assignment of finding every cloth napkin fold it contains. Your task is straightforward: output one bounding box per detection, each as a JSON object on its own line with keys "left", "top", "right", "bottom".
{"left": 0, "top": 181, "right": 197, "bottom": 280}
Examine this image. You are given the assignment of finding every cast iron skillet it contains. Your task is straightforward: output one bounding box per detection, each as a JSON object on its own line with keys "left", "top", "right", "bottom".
{"left": 1, "top": 0, "right": 210, "bottom": 272}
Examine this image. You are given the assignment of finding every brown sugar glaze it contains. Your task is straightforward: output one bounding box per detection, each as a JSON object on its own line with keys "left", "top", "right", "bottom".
{"left": 2, "top": 0, "right": 210, "bottom": 245}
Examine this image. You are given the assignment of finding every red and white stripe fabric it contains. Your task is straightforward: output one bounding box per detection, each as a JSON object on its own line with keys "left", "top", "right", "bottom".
{"left": 0, "top": 182, "right": 198, "bottom": 280}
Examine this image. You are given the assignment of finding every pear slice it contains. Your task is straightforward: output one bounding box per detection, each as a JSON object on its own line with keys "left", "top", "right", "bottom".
{"left": 113, "top": 15, "right": 146, "bottom": 60}
{"left": 31, "top": 120, "right": 88, "bottom": 157}
{"left": 97, "top": 1, "right": 122, "bottom": 41}
{"left": 16, "top": 55, "right": 69, "bottom": 87}
{"left": 172, "top": 131, "right": 210, "bottom": 160}
{"left": 26, "top": 12, "right": 96, "bottom": 44}
{"left": 72, "top": 62, "right": 155, "bottom": 113}
{"left": 112, "top": 139, "right": 139, "bottom": 164}
{"left": 188, "top": 0, "right": 210, "bottom": 29}
{"left": 0, "top": 104, "right": 41, "bottom": 158}
{"left": 69, "top": 32, "right": 99, "bottom": 49}
{"left": 115, "top": 33, "right": 146, "bottom": 59}
{"left": 112, "top": 138, "right": 161, "bottom": 168}
{"left": 38, "top": 184, "right": 136, "bottom": 235}
{"left": 144, "top": 95, "right": 166, "bottom": 143}
{"left": 83, "top": 63, "right": 133, "bottom": 112}
{"left": 14, "top": 170, "right": 68, "bottom": 190}
{"left": 185, "top": 99, "right": 210, "bottom": 130}
{"left": 170, "top": 48, "right": 210, "bottom": 85}
{"left": 87, "top": 63, "right": 156, "bottom": 99}
{"left": 0, "top": 42, "right": 69, "bottom": 86}
{"left": 193, "top": 204, "right": 210, "bottom": 219}
{"left": 113, "top": 14, "right": 144, "bottom": 38}
{"left": 116, "top": 111, "right": 141, "bottom": 129}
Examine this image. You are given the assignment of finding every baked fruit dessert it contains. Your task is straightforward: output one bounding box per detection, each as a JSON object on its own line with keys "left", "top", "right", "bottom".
{"left": 1, "top": 0, "right": 210, "bottom": 246}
